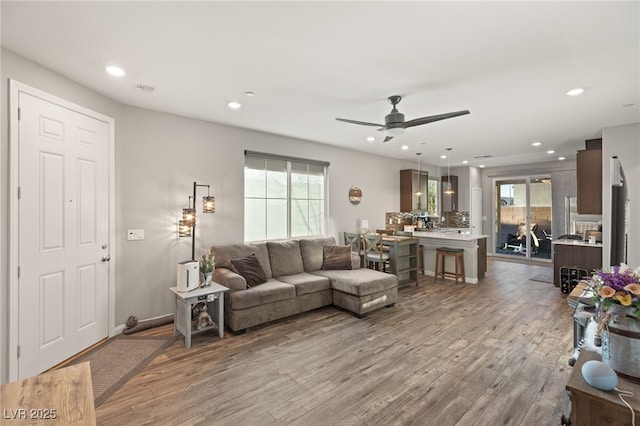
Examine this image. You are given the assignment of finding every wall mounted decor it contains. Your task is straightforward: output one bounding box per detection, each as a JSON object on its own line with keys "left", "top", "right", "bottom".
{"left": 349, "top": 186, "right": 362, "bottom": 204}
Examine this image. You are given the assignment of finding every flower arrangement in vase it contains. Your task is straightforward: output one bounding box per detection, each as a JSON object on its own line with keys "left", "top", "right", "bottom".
{"left": 591, "top": 263, "right": 640, "bottom": 319}
{"left": 199, "top": 249, "right": 215, "bottom": 287}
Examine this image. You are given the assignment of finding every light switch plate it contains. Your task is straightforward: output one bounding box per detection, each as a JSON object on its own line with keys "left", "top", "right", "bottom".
{"left": 127, "top": 229, "right": 145, "bottom": 241}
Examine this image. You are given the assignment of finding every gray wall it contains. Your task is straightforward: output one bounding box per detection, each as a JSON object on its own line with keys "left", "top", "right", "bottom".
{"left": 0, "top": 48, "right": 436, "bottom": 383}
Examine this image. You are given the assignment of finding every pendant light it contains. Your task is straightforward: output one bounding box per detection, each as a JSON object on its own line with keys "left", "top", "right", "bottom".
{"left": 415, "top": 152, "right": 423, "bottom": 196}
{"left": 444, "top": 148, "right": 455, "bottom": 195}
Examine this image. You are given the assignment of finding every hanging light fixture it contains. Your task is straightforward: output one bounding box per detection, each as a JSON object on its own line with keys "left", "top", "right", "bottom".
{"left": 444, "top": 148, "right": 455, "bottom": 195}
{"left": 415, "top": 152, "right": 423, "bottom": 196}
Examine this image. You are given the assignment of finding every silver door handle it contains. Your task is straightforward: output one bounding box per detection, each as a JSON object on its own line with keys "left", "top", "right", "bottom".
{"left": 102, "top": 255, "right": 111, "bottom": 262}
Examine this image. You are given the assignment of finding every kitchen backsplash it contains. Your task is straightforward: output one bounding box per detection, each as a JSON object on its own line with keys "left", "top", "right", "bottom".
{"left": 444, "top": 211, "right": 470, "bottom": 228}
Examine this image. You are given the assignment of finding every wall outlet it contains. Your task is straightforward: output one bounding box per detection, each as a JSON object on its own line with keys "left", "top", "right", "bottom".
{"left": 127, "top": 229, "right": 144, "bottom": 241}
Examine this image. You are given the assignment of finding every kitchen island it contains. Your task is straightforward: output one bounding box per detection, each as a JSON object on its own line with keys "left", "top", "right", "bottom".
{"left": 413, "top": 230, "right": 488, "bottom": 283}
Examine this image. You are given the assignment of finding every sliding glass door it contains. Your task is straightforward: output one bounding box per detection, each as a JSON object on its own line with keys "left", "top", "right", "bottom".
{"left": 495, "top": 176, "right": 552, "bottom": 261}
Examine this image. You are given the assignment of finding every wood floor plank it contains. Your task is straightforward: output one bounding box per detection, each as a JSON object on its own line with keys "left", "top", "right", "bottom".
{"left": 95, "top": 260, "right": 574, "bottom": 425}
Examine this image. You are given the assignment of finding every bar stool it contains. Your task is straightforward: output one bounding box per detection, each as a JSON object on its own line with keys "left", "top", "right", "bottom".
{"left": 435, "top": 247, "right": 465, "bottom": 284}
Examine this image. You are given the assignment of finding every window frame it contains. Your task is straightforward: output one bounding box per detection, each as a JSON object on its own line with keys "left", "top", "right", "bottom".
{"left": 427, "top": 176, "right": 440, "bottom": 217}
{"left": 244, "top": 151, "right": 329, "bottom": 242}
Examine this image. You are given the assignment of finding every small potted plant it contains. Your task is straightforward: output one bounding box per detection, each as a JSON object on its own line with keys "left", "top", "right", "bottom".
{"left": 199, "top": 248, "right": 215, "bottom": 287}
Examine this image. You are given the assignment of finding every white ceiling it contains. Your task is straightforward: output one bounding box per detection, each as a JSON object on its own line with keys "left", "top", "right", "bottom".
{"left": 2, "top": 1, "right": 639, "bottom": 168}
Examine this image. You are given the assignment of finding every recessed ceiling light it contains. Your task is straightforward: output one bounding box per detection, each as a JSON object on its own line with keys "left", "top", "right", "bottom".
{"left": 400, "top": 144, "right": 408, "bottom": 150}
{"left": 462, "top": 160, "right": 469, "bottom": 164}
{"left": 558, "top": 156, "right": 566, "bottom": 160}
{"left": 566, "top": 88, "right": 584, "bottom": 96}
{"left": 546, "top": 150, "right": 556, "bottom": 154}
{"left": 532, "top": 141, "right": 542, "bottom": 147}
{"left": 367, "top": 136, "right": 376, "bottom": 143}
{"left": 105, "top": 65, "right": 125, "bottom": 77}
{"left": 479, "top": 165, "right": 485, "bottom": 168}
{"left": 440, "top": 155, "right": 447, "bottom": 159}
{"left": 227, "top": 101, "right": 242, "bottom": 109}
{"left": 245, "top": 91, "right": 255, "bottom": 97}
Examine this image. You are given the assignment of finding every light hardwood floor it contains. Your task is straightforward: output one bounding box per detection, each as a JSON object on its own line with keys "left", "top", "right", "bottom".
{"left": 96, "top": 260, "right": 574, "bottom": 425}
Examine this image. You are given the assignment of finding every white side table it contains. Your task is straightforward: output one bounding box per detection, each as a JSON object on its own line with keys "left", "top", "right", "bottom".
{"left": 169, "top": 283, "right": 229, "bottom": 349}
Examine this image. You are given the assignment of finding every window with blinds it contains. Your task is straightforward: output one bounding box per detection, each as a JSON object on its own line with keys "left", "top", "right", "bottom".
{"left": 244, "top": 151, "right": 328, "bottom": 242}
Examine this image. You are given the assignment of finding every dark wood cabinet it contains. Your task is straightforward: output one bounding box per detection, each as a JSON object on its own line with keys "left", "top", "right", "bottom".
{"left": 441, "top": 175, "right": 458, "bottom": 212}
{"left": 577, "top": 148, "right": 602, "bottom": 214}
{"left": 400, "top": 169, "right": 428, "bottom": 212}
{"left": 553, "top": 243, "right": 602, "bottom": 288}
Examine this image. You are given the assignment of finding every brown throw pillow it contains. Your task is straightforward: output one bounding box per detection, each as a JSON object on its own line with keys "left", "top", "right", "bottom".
{"left": 230, "top": 253, "right": 268, "bottom": 288}
{"left": 322, "top": 245, "right": 353, "bottom": 270}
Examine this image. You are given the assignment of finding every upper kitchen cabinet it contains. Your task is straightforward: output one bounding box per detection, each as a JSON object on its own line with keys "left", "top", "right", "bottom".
{"left": 577, "top": 139, "right": 602, "bottom": 214}
{"left": 441, "top": 175, "right": 458, "bottom": 212}
{"left": 400, "top": 169, "right": 428, "bottom": 212}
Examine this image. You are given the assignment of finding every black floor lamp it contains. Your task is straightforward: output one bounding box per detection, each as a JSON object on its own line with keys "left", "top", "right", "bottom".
{"left": 178, "top": 181, "right": 215, "bottom": 260}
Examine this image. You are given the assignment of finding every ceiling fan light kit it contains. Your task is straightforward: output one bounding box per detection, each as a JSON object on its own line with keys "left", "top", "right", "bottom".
{"left": 336, "top": 95, "right": 470, "bottom": 143}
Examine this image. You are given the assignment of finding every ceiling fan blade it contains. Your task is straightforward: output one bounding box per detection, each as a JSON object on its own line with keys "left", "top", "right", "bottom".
{"left": 402, "top": 110, "right": 470, "bottom": 129}
{"left": 383, "top": 135, "right": 394, "bottom": 142}
{"left": 336, "top": 118, "right": 385, "bottom": 128}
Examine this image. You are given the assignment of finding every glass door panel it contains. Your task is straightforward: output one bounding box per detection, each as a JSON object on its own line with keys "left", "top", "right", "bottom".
{"left": 496, "top": 180, "right": 527, "bottom": 257}
{"left": 530, "top": 176, "right": 552, "bottom": 260}
{"left": 494, "top": 176, "right": 552, "bottom": 261}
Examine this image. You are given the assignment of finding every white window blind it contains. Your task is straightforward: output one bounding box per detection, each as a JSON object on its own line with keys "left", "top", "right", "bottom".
{"left": 244, "top": 151, "right": 328, "bottom": 242}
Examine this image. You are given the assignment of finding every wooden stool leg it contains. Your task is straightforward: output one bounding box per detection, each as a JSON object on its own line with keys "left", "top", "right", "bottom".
{"left": 454, "top": 254, "right": 459, "bottom": 284}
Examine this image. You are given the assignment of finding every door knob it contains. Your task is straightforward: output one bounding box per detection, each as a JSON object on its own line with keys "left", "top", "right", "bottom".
{"left": 102, "top": 255, "right": 111, "bottom": 262}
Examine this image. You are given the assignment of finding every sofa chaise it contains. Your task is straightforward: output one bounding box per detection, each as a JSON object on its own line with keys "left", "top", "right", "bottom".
{"left": 211, "top": 236, "right": 398, "bottom": 333}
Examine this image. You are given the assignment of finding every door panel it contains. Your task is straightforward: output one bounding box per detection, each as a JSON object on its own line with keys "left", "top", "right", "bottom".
{"left": 40, "top": 152, "right": 65, "bottom": 251}
{"left": 17, "top": 91, "right": 110, "bottom": 378}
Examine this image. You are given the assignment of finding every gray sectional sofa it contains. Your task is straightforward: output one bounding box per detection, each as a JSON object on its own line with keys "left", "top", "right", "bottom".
{"left": 211, "top": 236, "right": 398, "bottom": 333}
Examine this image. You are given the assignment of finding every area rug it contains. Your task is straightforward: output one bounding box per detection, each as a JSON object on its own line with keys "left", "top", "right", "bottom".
{"left": 70, "top": 335, "right": 176, "bottom": 407}
{"left": 529, "top": 270, "right": 554, "bottom": 284}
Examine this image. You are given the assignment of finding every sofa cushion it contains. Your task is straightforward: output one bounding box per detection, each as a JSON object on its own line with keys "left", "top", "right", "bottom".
{"left": 277, "top": 272, "right": 331, "bottom": 296}
{"left": 322, "top": 245, "right": 352, "bottom": 270}
{"left": 267, "top": 240, "right": 304, "bottom": 277}
{"left": 228, "top": 279, "right": 296, "bottom": 310}
{"left": 312, "top": 269, "right": 398, "bottom": 296}
{"left": 211, "top": 242, "right": 272, "bottom": 279}
{"left": 230, "top": 253, "right": 268, "bottom": 288}
{"left": 299, "top": 237, "right": 337, "bottom": 272}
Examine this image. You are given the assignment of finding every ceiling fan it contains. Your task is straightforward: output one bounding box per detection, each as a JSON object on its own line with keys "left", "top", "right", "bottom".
{"left": 336, "top": 95, "right": 470, "bottom": 142}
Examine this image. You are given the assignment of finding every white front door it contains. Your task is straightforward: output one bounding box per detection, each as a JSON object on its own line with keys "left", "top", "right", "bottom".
{"left": 14, "top": 86, "right": 111, "bottom": 379}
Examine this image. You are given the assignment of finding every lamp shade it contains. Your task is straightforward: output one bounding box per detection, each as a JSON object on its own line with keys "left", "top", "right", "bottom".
{"left": 178, "top": 220, "right": 192, "bottom": 237}
{"left": 182, "top": 208, "right": 196, "bottom": 225}
{"left": 359, "top": 219, "right": 370, "bottom": 234}
{"left": 203, "top": 196, "right": 215, "bottom": 213}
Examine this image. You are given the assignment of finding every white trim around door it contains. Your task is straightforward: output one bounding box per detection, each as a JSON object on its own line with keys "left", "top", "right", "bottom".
{"left": 8, "top": 80, "right": 116, "bottom": 381}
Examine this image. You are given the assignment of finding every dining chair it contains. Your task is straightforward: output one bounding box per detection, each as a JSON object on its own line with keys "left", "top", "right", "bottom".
{"left": 363, "top": 233, "right": 390, "bottom": 272}
{"left": 344, "top": 232, "right": 364, "bottom": 267}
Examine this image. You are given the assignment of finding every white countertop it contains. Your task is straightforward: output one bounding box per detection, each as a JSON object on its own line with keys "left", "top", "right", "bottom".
{"left": 552, "top": 239, "right": 603, "bottom": 248}
{"left": 413, "top": 231, "right": 488, "bottom": 241}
